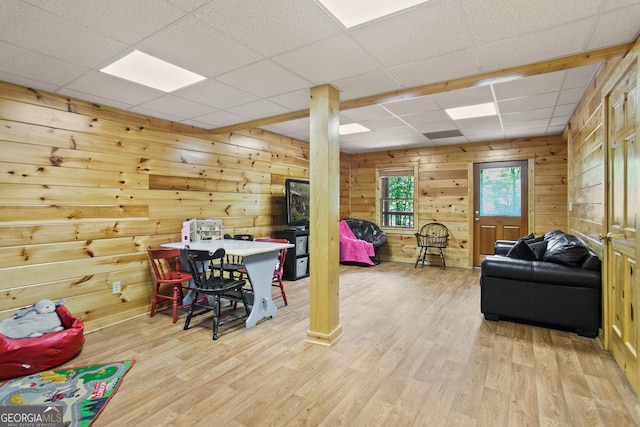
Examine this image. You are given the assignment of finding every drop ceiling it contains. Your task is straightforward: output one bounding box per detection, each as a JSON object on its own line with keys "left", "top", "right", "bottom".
{"left": 1, "top": 0, "right": 639, "bottom": 154}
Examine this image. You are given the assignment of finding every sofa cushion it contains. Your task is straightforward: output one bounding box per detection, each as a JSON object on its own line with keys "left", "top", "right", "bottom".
{"left": 543, "top": 234, "right": 590, "bottom": 266}
{"left": 506, "top": 239, "right": 538, "bottom": 261}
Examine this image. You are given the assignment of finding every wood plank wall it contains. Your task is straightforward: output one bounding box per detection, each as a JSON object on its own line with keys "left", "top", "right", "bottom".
{"left": 344, "top": 137, "right": 568, "bottom": 267}
{"left": 0, "top": 79, "right": 570, "bottom": 332}
{"left": 567, "top": 54, "right": 632, "bottom": 255}
{"left": 0, "top": 82, "right": 310, "bottom": 332}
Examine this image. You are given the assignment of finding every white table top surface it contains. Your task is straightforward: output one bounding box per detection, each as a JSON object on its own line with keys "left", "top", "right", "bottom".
{"left": 161, "top": 239, "right": 293, "bottom": 256}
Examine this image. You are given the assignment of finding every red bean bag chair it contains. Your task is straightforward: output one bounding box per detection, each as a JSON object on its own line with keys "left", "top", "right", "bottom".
{"left": 0, "top": 304, "right": 85, "bottom": 379}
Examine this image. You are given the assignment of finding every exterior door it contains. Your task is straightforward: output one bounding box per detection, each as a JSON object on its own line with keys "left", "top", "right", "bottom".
{"left": 473, "top": 161, "right": 528, "bottom": 266}
{"left": 606, "top": 63, "right": 639, "bottom": 394}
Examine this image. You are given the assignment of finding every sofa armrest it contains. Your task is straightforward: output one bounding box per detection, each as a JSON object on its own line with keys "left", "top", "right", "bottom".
{"left": 494, "top": 240, "right": 516, "bottom": 256}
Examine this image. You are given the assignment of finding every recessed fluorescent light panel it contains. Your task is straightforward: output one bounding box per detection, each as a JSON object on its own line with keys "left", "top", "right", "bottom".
{"left": 445, "top": 102, "right": 497, "bottom": 120}
{"left": 340, "top": 123, "right": 371, "bottom": 135}
{"left": 318, "top": 0, "right": 430, "bottom": 28}
{"left": 100, "top": 50, "right": 205, "bottom": 92}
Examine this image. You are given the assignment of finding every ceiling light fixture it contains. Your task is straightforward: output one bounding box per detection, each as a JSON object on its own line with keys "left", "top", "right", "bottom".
{"left": 445, "top": 102, "right": 497, "bottom": 120}
{"left": 340, "top": 123, "right": 371, "bottom": 135}
{"left": 318, "top": 0, "right": 430, "bottom": 28}
{"left": 100, "top": 50, "right": 205, "bottom": 92}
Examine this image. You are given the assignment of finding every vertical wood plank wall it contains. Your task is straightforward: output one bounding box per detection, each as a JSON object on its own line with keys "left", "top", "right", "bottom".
{"left": 0, "top": 82, "right": 309, "bottom": 332}
{"left": 344, "top": 138, "right": 569, "bottom": 266}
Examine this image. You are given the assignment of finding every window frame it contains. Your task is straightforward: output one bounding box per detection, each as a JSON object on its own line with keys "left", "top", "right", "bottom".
{"left": 376, "top": 166, "right": 418, "bottom": 230}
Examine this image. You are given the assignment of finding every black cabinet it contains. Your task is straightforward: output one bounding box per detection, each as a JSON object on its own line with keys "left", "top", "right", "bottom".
{"left": 275, "top": 229, "right": 309, "bottom": 281}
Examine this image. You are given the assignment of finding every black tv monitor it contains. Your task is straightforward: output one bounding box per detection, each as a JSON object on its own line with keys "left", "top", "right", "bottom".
{"left": 285, "top": 179, "right": 310, "bottom": 227}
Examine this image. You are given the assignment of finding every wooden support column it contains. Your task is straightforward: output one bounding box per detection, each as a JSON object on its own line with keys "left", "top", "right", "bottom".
{"left": 306, "top": 84, "right": 343, "bottom": 346}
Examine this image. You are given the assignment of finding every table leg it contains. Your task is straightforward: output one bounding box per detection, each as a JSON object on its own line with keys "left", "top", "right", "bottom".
{"left": 242, "top": 250, "right": 278, "bottom": 328}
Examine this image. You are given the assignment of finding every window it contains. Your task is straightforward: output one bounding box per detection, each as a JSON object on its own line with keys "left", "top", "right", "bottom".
{"left": 478, "top": 166, "right": 522, "bottom": 216}
{"left": 378, "top": 168, "right": 416, "bottom": 228}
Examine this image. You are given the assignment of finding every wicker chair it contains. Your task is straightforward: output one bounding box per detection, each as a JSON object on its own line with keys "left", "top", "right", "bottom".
{"left": 415, "top": 223, "right": 449, "bottom": 269}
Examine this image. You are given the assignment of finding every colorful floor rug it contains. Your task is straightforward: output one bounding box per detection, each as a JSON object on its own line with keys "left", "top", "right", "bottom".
{"left": 0, "top": 360, "right": 134, "bottom": 427}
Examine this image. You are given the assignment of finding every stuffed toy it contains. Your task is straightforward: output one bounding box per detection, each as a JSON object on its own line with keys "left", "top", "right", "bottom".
{"left": 0, "top": 299, "right": 65, "bottom": 339}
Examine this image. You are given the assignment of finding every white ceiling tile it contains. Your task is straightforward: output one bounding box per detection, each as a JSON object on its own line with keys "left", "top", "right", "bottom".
{"left": 459, "top": 122, "right": 504, "bottom": 136}
{"left": 430, "top": 136, "right": 469, "bottom": 146}
{"left": 501, "top": 108, "right": 554, "bottom": 123}
{"left": 562, "top": 64, "right": 600, "bottom": 89}
{"left": 382, "top": 96, "right": 442, "bottom": 116}
{"left": 475, "top": 19, "right": 594, "bottom": 72}
{"left": 192, "top": 110, "right": 249, "bottom": 128}
{"left": 456, "top": 115, "right": 502, "bottom": 129}
{"left": 0, "top": 41, "right": 88, "bottom": 87}
{"left": 432, "top": 86, "right": 494, "bottom": 109}
{"left": 557, "top": 87, "right": 586, "bottom": 104}
{"left": 216, "top": 60, "right": 312, "bottom": 98}
{"left": 602, "top": 0, "right": 640, "bottom": 11}
{"left": 340, "top": 105, "right": 392, "bottom": 123}
{"left": 493, "top": 72, "right": 564, "bottom": 101}
{"left": 0, "top": 71, "right": 58, "bottom": 93}
{"left": 55, "top": 88, "right": 132, "bottom": 111}
{"left": 260, "top": 118, "right": 310, "bottom": 134}
{"left": 136, "top": 16, "right": 263, "bottom": 78}
{"left": 462, "top": 0, "right": 602, "bottom": 45}
{"left": 0, "top": 1, "right": 126, "bottom": 68}
{"left": 554, "top": 104, "right": 578, "bottom": 116}
{"left": 64, "top": 71, "right": 162, "bottom": 105}
{"left": 350, "top": 0, "right": 472, "bottom": 67}
{"left": 174, "top": 80, "right": 258, "bottom": 110}
{"left": 166, "top": 0, "right": 210, "bottom": 12}
{"left": 3, "top": 0, "right": 638, "bottom": 154}
{"left": 136, "top": 95, "right": 213, "bottom": 119}
{"left": 505, "top": 127, "right": 547, "bottom": 139}
{"left": 466, "top": 132, "right": 504, "bottom": 142}
{"left": 359, "top": 117, "right": 410, "bottom": 132}
{"left": 273, "top": 34, "right": 380, "bottom": 85}
{"left": 195, "top": 0, "right": 342, "bottom": 56}
{"left": 400, "top": 110, "right": 452, "bottom": 130}
{"left": 332, "top": 70, "right": 402, "bottom": 101}
{"left": 228, "top": 100, "right": 290, "bottom": 120}
{"left": 270, "top": 89, "right": 311, "bottom": 111}
{"left": 387, "top": 49, "right": 480, "bottom": 88}
{"left": 128, "top": 106, "right": 184, "bottom": 123}
{"left": 23, "top": 0, "right": 188, "bottom": 44}
{"left": 498, "top": 92, "right": 559, "bottom": 113}
{"left": 546, "top": 125, "right": 566, "bottom": 135}
{"left": 503, "top": 119, "right": 550, "bottom": 132}
{"left": 549, "top": 115, "right": 571, "bottom": 127}
{"left": 588, "top": 4, "right": 640, "bottom": 49}
{"left": 418, "top": 120, "right": 460, "bottom": 133}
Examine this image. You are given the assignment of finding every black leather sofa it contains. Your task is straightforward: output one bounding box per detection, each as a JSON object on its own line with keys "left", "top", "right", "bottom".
{"left": 480, "top": 231, "right": 602, "bottom": 337}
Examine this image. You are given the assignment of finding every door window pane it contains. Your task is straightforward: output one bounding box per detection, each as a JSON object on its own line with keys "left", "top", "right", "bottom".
{"left": 479, "top": 167, "right": 522, "bottom": 216}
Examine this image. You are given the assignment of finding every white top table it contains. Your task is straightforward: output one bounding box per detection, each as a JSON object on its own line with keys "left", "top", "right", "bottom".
{"left": 162, "top": 240, "right": 293, "bottom": 328}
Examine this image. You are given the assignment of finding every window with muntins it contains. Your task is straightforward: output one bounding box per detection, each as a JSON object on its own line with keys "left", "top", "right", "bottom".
{"left": 379, "top": 168, "right": 415, "bottom": 228}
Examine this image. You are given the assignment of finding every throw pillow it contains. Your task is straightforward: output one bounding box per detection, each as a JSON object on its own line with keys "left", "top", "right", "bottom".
{"left": 543, "top": 234, "right": 589, "bottom": 266}
{"left": 506, "top": 239, "right": 538, "bottom": 261}
{"left": 518, "top": 233, "right": 535, "bottom": 242}
{"left": 528, "top": 240, "right": 548, "bottom": 260}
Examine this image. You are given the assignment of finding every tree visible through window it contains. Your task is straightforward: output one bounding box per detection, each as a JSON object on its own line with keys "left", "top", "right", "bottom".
{"left": 379, "top": 168, "right": 415, "bottom": 227}
{"left": 479, "top": 166, "right": 522, "bottom": 216}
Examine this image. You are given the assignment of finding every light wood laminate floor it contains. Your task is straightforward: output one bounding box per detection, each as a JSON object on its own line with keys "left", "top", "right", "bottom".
{"left": 67, "top": 262, "right": 640, "bottom": 426}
